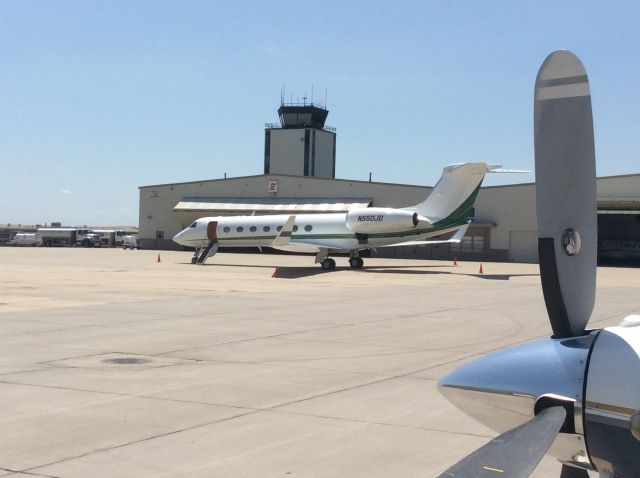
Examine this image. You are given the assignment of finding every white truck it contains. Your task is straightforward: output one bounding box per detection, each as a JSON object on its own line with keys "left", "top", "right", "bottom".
{"left": 93, "top": 229, "right": 131, "bottom": 247}
{"left": 9, "top": 233, "right": 42, "bottom": 247}
{"left": 121, "top": 235, "right": 139, "bottom": 249}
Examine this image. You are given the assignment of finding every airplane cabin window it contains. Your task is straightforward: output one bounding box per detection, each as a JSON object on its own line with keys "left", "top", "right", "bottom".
{"left": 263, "top": 226, "right": 270, "bottom": 232}
{"left": 304, "top": 225, "right": 312, "bottom": 232}
{"left": 292, "top": 225, "right": 298, "bottom": 232}
{"left": 249, "top": 226, "right": 257, "bottom": 232}
{"left": 236, "top": 226, "right": 243, "bottom": 233}
{"left": 276, "top": 226, "right": 283, "bottom": 232}
{"left": 223, "top": 226, "right": 230, "bottom": 233}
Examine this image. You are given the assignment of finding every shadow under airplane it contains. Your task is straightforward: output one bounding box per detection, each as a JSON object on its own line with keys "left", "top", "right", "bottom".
{"left": 193, "top": 262, "right": 539, "bottom": 281}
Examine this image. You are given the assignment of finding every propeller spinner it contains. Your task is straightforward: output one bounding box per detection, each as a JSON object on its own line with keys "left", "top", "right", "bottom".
{"left": 436, "top": 51, "right": 640, "bottom": 478}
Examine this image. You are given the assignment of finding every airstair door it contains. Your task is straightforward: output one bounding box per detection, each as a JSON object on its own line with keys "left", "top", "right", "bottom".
{"left": 207, "top": 221, "right": 218, "bottom": 240}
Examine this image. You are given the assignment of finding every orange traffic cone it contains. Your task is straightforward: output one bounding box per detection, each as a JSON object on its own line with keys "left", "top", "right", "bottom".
{"left": 453, "top": 256, "right": 457, "bottom": 266}
{"left": 478, "top": 263, "right": 483, "bottom": 274}
{"left": 157, "top": 253, "right": 161, "bottom": 263}
{"left": 271, "top": 267, "right": 280, "bottom": 278}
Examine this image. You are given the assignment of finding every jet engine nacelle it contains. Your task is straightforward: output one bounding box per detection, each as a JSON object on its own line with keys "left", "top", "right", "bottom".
{"left": 345, "top": 208, "right": 428, "bottom": 234}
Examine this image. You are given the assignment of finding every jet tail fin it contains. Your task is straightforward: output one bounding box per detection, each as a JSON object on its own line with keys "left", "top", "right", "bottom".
{"left": 407, "top": 163, "right": 494, "bottom": 223}
{"left": 408, "top": 163, "right": 526, "bottom": 224}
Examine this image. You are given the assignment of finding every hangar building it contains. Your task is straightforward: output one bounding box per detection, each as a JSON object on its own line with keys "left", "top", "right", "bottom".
{"left": 139, "top": 103, "right": 640, "bottom": 265}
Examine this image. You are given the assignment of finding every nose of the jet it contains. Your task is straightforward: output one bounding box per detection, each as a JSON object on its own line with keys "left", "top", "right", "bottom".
{"left": 172, "top": 230, "right": 185, "bottom": 244}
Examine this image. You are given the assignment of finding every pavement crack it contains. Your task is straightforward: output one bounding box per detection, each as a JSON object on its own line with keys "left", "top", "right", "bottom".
{"left": 265, "top": 408, "right": 494, "bottom": 439}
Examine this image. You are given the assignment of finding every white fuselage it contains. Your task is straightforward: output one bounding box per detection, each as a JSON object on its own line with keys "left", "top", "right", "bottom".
{"left": 171, "top": 163, "right": 494, "bottom": 258}
{"left": 172, "top": 213, "right": 462, "bottom": 253}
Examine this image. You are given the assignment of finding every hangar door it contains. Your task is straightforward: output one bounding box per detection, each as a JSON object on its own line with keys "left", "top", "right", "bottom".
{"left": 509, "top": 230, "right": 538, "bottom": 263}
{"left": 598, "top": 213, "right": 640, "bottom": 266}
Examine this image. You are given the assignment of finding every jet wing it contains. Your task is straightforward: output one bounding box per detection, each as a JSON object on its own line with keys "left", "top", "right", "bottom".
{"left": 271, "top": 215, "right": 296, "bottom": 247}
{"left": 381, "top": 223, "right": 469, "bottom": 247}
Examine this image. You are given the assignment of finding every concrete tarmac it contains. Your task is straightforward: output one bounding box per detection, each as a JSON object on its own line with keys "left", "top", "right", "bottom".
{"left": 1, "top": 247, "right": 638, "bottom": 477}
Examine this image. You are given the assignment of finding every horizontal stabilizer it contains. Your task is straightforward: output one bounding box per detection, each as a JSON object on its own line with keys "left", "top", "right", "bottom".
{"left": 381, "top": 223, "right": 469, "bottom": 247}
{"left": 489, "top": 168, "right": 532, "bottom": 173}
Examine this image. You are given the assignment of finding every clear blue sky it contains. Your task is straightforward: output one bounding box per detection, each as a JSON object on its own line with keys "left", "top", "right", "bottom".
{"left": 1, "top": 1, "right": 639, "bottom": 226}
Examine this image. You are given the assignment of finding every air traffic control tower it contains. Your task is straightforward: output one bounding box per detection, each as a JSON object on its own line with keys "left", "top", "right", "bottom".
{"left": 264, "top": 102, "right": 336, "bottom": 179}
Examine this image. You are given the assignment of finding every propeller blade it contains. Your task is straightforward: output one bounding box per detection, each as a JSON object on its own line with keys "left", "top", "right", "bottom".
{"left": 436, "top": 406, "right": 566, "bottom": 478}
{"left": 534, "top": 50, "right": 597, "bottom": 338}
{"left": 560, "top": 464, "right": 591, "bottom": 478}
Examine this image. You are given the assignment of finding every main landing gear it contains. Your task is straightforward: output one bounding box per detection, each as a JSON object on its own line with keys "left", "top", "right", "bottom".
{"left": 348, "top": 251, "right": 364, "bottom": 269}
{"left": 316, "top": 250, "right": 364, "bottom": 271}
{"left": 349, "top": 256, "right": 364, "bottom": 269}
{"left": 320, "top": 258, "right": 336, "bottom": 270}
{"left": 318, "top": 254, "right": 364, "bottom": 270}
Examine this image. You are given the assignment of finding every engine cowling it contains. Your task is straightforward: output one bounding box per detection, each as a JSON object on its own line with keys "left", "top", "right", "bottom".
{"left": 345, "top": 208, "right": 427, "bottom": 234}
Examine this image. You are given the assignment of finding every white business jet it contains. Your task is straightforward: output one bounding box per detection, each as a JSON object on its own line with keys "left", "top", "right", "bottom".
{"left": 172, "top": 162, "right": 503, "bottom": 269}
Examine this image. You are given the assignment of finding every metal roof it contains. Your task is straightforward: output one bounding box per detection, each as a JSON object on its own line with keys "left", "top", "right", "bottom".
{"left": 173, "top": 197, "right": 372, "bottom": 214}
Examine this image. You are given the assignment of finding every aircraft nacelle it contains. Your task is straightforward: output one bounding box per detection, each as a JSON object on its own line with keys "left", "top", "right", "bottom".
{"left": 345, "top": 208, "right": 429, "bottom": 234}
{"left": 438, "top": 324, "right": 640, "bottom": 476}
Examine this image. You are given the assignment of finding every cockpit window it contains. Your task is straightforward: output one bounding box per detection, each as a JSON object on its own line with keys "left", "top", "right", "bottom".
{"left": 189, "top": 222, "right": 198, "bottom": 228}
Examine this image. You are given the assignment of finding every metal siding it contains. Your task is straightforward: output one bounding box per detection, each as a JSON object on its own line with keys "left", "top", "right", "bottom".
{"left": 509, "top": 231, "right": 539, "bottom": 263}
{"left": 597, "top": 175, "right": 640, "bottom": 198}
{"left": 475, "top": 184, "right": 537, "bottom": 251}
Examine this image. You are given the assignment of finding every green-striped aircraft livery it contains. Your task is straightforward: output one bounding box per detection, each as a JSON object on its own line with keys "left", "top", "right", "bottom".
{"left": 173, "top": 163, "right": 503, "bottom": 269}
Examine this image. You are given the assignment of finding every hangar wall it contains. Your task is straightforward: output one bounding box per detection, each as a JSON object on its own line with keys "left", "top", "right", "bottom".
{"left": 476, "top": 184, "right": 536, "bottom": 250}
{"left": 475, "top": 174, "right": 640, "bottom": 263}
{"left": 140, "top": 173, "right": 640, "bottom": 263}
{"left": 597, "top": 173, "right": 640, "bottom": 199}
{"left": 139, "top": 174, "right": 429, "bottom": 250}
